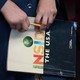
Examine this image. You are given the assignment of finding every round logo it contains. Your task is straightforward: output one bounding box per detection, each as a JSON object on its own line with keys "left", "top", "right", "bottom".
{"left": 23, "top": 36, "right": 33, "bottom": 47}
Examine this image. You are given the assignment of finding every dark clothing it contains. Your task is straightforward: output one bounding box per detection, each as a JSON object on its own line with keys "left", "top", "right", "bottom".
{"left": 0, "top": 0, "right": 7, "bottom": 9}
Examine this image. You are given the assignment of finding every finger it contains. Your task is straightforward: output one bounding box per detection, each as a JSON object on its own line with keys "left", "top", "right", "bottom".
{"left": 39, "top": 14, "right": 48, "bottom": 30}
{"left": 16, "top": 24, "right": 22, "bottom": 31}
{"left": 35, "top": 12, "right": 42, "bottom": 24}
{"left": 18, "top": 26, "right": 26, "bottom": 32}
{"left": 48, "top": 15, "right": 54, "bottom": 24}
{"left": 26, "top": 18, "right": 30, "bottom": 28}
{"left": 42, "top": 14, "right": 48, "bottom": 25}
{"left": 19, "top": 19, "right": 30, "bottom": 32}
{"left": 48, "top": 13, "right": 56, "bottom": 25}
{"left": 35, "top": 26, "right": 40, "bottom": 31}
{"left": 18, "top": 22, "right": 27, "bottom": 32}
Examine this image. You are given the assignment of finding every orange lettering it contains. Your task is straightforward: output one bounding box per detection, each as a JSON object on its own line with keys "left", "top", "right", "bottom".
{"left": 33, "top": 54, "right": 44, "bottom": 65}
{"left": 34, "top": 31, "right": 44, "bottom": 41}
{"left": 34, "top": 45, "right": 44, "bottom": 54}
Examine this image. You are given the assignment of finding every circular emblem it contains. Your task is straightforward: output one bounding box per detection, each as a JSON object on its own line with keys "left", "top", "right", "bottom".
{"left": 23, "top": 36, "right": 33, "bottom": 47}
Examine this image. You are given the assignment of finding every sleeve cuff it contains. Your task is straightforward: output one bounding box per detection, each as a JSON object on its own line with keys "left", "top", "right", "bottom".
{"left": 0, "top": 0, "right": 7, "bottom": 9}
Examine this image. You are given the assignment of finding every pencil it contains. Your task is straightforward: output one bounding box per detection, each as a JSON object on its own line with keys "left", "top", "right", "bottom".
{"left": 30, "top": 23, "right": 44, "bottom": 27}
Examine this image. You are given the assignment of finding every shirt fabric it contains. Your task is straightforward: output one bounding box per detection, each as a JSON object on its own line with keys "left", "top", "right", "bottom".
{"left": 0, "top": 0, "right": 7, "bottom": 9}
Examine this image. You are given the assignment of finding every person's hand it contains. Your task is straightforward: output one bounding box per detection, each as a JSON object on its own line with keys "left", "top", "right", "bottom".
{"left": 35, "top": 0, "right": 57, "bottom": 29}
{"left": 1, "top": 0, "right": 30, "bottom": 32}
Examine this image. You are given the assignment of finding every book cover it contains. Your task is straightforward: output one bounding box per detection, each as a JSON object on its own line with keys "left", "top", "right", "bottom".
{"left": 7, "top": 17, "right": 76, "bottom": 77}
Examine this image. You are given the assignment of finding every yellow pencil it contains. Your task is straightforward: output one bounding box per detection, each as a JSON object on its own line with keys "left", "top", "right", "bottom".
{"left": 30, "top": 23, "right": 44, "bottom": 27}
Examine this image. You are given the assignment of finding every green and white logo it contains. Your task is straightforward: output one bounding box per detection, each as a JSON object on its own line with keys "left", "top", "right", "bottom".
{"left": 23, "top": 36, "right": 33, "bottom": 47}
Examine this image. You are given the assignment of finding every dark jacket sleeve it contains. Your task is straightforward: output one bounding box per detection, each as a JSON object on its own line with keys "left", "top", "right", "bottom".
{"left": 0, "top": 0, "right": 7, "bottom": 9}
{"left": 12, "top": 0, "right": 26, "bottom": 10}
{"left": 0, "top": 0, "right": 23, "bottom": 10}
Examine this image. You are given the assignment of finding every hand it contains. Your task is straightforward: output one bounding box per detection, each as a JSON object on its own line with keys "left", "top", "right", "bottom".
{"left": 1, "top": 0, "right": 30, "bottom": 32}
{"left": 35, "top": 0, "right": 57, "bottom": 29}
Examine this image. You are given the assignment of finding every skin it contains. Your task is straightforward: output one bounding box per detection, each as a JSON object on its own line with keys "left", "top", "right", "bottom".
{"left": 35, "top": 0, "right": 57, "bottom": 29}
{"left": 1, "top": 0, "right": 57, "bottom": 32}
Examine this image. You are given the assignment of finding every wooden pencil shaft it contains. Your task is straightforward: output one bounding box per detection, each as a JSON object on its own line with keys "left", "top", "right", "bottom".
{"left": 30, "top": 23, "right": 44, "bottom": 27}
